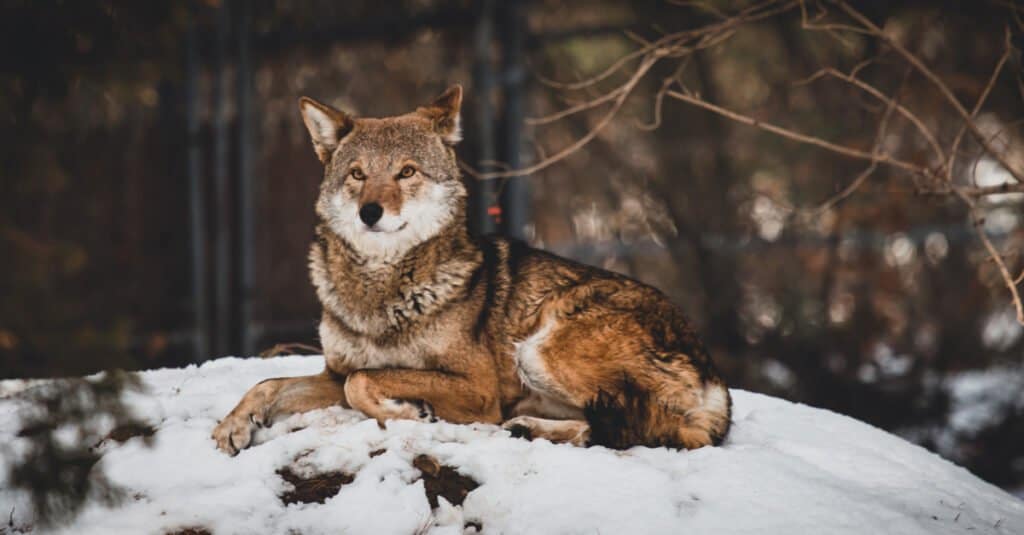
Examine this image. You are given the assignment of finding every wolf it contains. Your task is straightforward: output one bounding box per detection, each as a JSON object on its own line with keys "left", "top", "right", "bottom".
{"left": 212, "top": 85, "right": 731, "bottom": 455}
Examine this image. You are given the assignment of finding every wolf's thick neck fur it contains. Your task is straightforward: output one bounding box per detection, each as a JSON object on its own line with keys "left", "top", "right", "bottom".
{"left": 309, "top": 214, "right": 482, "bottom": 341}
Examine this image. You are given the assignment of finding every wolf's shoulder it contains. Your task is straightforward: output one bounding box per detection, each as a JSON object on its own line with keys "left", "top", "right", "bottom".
{"left": 474, "top": 234, "right": 645, "bottom": 287}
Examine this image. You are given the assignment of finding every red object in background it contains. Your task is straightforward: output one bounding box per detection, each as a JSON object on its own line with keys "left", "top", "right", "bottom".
{"left": 487, "top": 204, "right": 502, "bottom": 224}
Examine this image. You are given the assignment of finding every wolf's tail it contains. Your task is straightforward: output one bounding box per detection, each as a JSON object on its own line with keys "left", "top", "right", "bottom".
{"left": 583, "top": 376, "right": 732, "bottom": 450}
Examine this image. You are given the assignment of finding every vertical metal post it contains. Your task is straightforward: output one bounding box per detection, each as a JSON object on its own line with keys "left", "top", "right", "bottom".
{"left": 236, "top": 0, "right": 256, "bottom": 356}
{"left": 212, "top": 2, "right": 232, "bottom": 357}
{"left": 185, "top": 17, "right": 208, "bottom": 363}
{"left": 471, "top": 0, "right": 498, "bottom": 235}
{"left": 499, "top": 0, "right": 529, "bottom": 240}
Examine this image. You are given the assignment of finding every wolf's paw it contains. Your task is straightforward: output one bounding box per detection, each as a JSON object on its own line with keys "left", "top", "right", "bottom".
{"left": 212, "top": 408, "right": 268, "bottom": 455}
{"left": 381, "top": 398, "right": 437, "bottom": 422}
{"left": 502, "top": 416, "right": 536, "bottom": 440}
{"left": 501, "top": 416, "right": 590, "bottom": 446}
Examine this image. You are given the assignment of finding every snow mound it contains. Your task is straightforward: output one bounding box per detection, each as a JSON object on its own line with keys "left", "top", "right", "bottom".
{"left": 1, "top": 355, "right": 1022, "bottom": 534}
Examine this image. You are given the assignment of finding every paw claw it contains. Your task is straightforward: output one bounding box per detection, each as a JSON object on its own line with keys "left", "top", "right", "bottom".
{"left": 501, "top": 416, "right": 535, "bottom": 440}
{"left": 507, "top": 424, "right": 532, "bottom": 440}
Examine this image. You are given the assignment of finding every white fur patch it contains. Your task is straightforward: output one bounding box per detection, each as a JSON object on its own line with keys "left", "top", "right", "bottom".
{"left": 324, "top": 181, "right": 457, "bottom": 262}
{"left": 514, "top": 321, "right": 563, "bottom": 396}
{"left": 320, "top": 320, "right": 426, "bottom": 372}
{"left": 701, "top": 382, "right": 730, "bottom": 415}
{"left": 443, "top": 114, "right": 462, "bottom": 145}
{"left": 378, "top": 398, "right": 433, "bottom": 421}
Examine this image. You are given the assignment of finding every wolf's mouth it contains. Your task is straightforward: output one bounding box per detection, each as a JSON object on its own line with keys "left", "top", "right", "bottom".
{"left": 367, "top": 222, "right": 408, "bottom": 234}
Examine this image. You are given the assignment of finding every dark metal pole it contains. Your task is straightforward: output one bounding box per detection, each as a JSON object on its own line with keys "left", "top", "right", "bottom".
{"left": 185, "top": 18, "right": 208, "bottom": 363}
{"left": 471, "top": 0, "right": 498, "bottom": 235}
{"left": 236, "top": 0, "right": 256, "bottom": 356}
{"left": 499, "top": 0, "right": 529, "bottom": 240}
{"left": 213, "top": 3, "right": 232, "bottom": 357}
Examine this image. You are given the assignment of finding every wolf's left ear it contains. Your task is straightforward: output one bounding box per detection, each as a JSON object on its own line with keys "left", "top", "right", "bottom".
{"left": 419, "top": 84, "right": 462, "bottom": 145}
{"left": 299, "top": 97, "right": 354, "bottom": 163}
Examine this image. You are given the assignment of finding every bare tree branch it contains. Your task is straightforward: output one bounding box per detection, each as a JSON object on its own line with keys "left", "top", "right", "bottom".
{"left": 795, "top": 67, "right": 945, "bottom": 163}
{"left": 664, "top": 88, "right": 928, "bottom": 175}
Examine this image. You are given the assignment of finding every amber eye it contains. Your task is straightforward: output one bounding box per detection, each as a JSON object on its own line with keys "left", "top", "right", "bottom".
{"left": 398, "top": 165, "right": 416, "bottom": 179}
{"left": 350, "top": 168, "right": 365, "bottom": 180}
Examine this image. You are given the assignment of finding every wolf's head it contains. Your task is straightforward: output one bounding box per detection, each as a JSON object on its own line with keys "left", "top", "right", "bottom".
{"left": 299, "top": 85, "right": 467, "bottom": 260}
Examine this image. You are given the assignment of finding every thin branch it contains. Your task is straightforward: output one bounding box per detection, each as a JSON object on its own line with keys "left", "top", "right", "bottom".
{"left": 534, "top": 0, "right": 795, "bottom": 91}
{"left": 806, "top": 161, "right": 879, "bottom": 217}
{"left": 920, "top": 182, "right": 1024, "bottom": 197}
{"left": 665, "top": 88, "right": 927, "bottom": 175}
{"left": 945, "top": 162, "right": 1024, "bottom": 325}
{"left": 464, "top": 55, "right": 659, "bottom": 180}
{"left": 526, "top": 85, "right": 626, "bottom": 126}
{"left": 799, "top": 0, "right": 873, "bottom": 49}
{"left": 795, "top": 67, "right": 945, "bottom": 162}
{"left": 945, "top": 28, "right": 1013, "bottom": 182}
{"left": 801, "top": 67, "right": 906, "bottom": 216}
{"left": 528, "top": 27, "right": 732, "bottom": 127}
{"left": 535, "top": 46, "right": 651, "bottom": 91}
{"left": 970, "top": 209, "right": 1024, "bottom": 324}
{"left": 636, "top": 73, "right": 680, "bottom": 131}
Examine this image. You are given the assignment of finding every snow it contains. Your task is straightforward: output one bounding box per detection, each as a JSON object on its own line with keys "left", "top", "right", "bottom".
{"left": 2, "top": 355, "right": 1023, "bottom": 535}
{"left": 901, "top": 364, "right": 1024, "bottom": 466}
{"left": 945, "top": 365, "right": 1024, "bottom": 437}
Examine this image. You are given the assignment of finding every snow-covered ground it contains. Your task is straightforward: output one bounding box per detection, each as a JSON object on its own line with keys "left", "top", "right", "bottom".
{"left": 1, "top": 355, "right": 1022, "bottom": 534}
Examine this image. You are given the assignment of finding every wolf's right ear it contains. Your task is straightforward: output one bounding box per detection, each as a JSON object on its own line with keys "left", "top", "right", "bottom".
{"left": 299, "top": 97, "right": 353, "bottom": 163}
{"left": 418, "top": 84, "right": 463, "bottom": 145}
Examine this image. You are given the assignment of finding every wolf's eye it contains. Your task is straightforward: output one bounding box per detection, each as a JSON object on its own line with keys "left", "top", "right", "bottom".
{"left": 398, "top": 166, "right": 416, "bottom": 179}
{"left": 350, "top": 168, "right": 365, "bottom": 180}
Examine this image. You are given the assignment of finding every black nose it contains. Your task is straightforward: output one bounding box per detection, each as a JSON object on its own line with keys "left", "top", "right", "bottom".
{"left": 359, "top": 202, "right": 383, "bottom": 226}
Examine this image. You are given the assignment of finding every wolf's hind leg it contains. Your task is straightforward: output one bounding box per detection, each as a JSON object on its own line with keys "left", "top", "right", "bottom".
{"left": 502, "top": 416, "right": 591, "bottom": 446}
{"left": 212, "top": 370, "right": 348, "bottom": 455}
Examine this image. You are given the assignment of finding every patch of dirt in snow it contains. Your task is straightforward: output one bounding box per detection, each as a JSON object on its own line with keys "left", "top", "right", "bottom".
{"left": 277, "top": 467, "right": 354, "bottom": 505}
{"left": 15, "top": 422, "right": 53, "bottom": 438}
{"left": 412, "top": 454, "right": 480, "bottom": 508}
{"left": 163, "top": 527, "right": 212, "bottom": 535}
{"left": 95, "top": 423, "right": 155, "bottom": 447}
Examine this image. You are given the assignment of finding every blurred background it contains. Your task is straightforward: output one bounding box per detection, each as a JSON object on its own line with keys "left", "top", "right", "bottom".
{"left": 1, "top": 0, "right": 1022, "bottom": 495}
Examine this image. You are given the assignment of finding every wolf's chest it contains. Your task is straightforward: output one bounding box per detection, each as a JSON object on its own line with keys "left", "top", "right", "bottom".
{"left": 319, "top": 317, "right": 433, "bottom": 374}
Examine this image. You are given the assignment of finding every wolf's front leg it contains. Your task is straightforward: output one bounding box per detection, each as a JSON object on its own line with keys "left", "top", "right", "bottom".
{"left": 212, "top": 370, "right": 349, "bottom": 455}
{"left": 344, "top": 369, "right": 502, "bottom": 426}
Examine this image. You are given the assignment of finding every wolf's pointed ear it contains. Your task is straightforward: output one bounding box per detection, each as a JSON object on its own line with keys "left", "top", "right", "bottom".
{"left": 299, "top": 97, "right": 353, "bottom": 163}
{"left": 419, "top": 84, "right": 462, "bottom": 145}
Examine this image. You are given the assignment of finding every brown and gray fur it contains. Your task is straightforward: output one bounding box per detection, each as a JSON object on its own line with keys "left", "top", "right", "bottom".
{"left": 212, "top": 85, "right": 731, "bottom": 455}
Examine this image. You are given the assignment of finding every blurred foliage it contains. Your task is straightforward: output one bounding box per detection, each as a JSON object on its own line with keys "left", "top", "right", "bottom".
{"left": 2, "top": 371, "right": 146, "bottom": 528}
